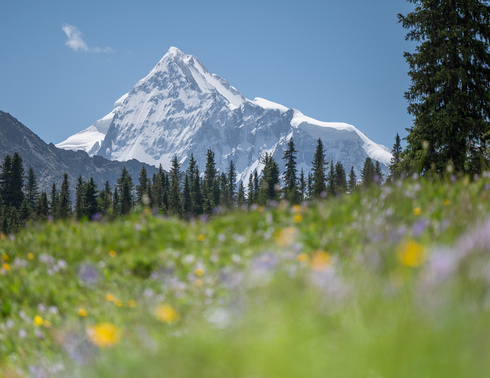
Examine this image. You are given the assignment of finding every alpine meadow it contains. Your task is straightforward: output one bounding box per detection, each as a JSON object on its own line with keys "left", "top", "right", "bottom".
{"left": 1, "top": 0, "right": 490, "bottom": 377}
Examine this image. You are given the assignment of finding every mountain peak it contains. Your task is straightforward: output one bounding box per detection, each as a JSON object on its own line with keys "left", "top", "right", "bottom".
{"left": 166, "top": 46, "right": 184, "bottom": 57}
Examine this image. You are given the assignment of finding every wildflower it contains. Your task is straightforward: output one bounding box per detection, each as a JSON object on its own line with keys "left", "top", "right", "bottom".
{"left": 27, "top": 253, "right": 34, "bottom": 260}
{"left": 86, "top": 323, "right": 121, "bottom": 347}
{"left": 197, "top": 234, "right": 206, "bottom": 242}
{"left": 274, "top": 227, "right": 297, "bottom": 247}
{"left": 109, "top": 250, "right": 117, "bottom": 258}
{"left": 294, "top": 214, "right": 303, "bottom": 223}
{"left": 194, "top": 267, "right": 205, "bottom": 277}
{"left": 78, "top": 308, "right": 88, "bottom": 317}
{"left": 2, "top": 253, "right": 8, "bottom": 261}
{"left": 398, "top": 239, "right": 426, "bottom": 267}
{"left": 292, "top": 204, "right": 302, "bottom": 213}
{"left": 444, "top": 199, "right": 450, "bottom": 206}
{"left": 105, "top": 293, "right": 115, "bottom": 302}
{"left": 195, "top": 279, "right": 203, "bottom": 287}
{"left": 309, "top": 251, "right": 333, "bottom": 271}
{"left": 34, "top": 315, "right": 43, "bottom": 327}
{"left": 413, "top": 207, "right": 422, "bottom": 215}
{"left": 155, "top": 304, "right": 179, "bottom": 324}
{"left": 2, "top": 263, "right": 10, "bottom": 271}
{"left": 128, "top": 300, "right": 136, "bottom": 308}
{"left": 257, "top": 206, "right": 265, "bottom": 212}
{"left": 114, "top": 299, "right": 123, "bottom": 307}
{"left": 43, "top": 320, "right": 52, "bottom": 328}
{"left": 296, "top": 253, "right": 309, "bottom": 263}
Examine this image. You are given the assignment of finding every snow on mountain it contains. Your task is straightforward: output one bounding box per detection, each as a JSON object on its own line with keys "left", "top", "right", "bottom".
{"left": 57, "top": 47, "right": 392, "bottom": 181}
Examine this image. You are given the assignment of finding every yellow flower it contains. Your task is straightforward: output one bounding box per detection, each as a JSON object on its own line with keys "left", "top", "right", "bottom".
{"left": 294, "top": 214, "right": 303, "bottom": 223}
{"left": 2, "top": 253, "right": 8, "bottom": 261}
{"left": 194, "top": 267, "right": 205, "bottom": 277}
{"left": 195, "top": 279, "right": 203, "bottom": 287}
{"left": 155, "top": 304, "right": 179, "bottom": 324}
{"left": 43, "top": 320, "right": 52, "bottom": 328}
{"left": 34, "top": 315, "right": 43, "bottom": 327}
{"left": 296, "top": 253, "right": 309, "bottom": 263}
{"left": 292, "top": 204, "right": 302, "bottom": 213}
{"left": 78, "top": 308, "right": 88, "bottom": 317}
{"left": 0, "top": 233, "right": 5, "bottom": 241}
{"left": 257, "top": 206, "right": 265, "bottom": 213}
{"left": 397, "top": 239, "right": 426, "bottom": 268}
{"left": 309, "top": 250, "right": 333, "bottom": 271}
{"left": 2, "top": 263, "right": 10, "bottom": 271}
{"left": 274, "top": 227, "right": 297, "bottom": 247}
{"left": 109, "top": 250, "right": 117, "bottom": 258}
{"left": 87, "top": 323, "right": 121, "bottom": 347}
{"left": 444, "top": 199, "right": 450, "bottom": 206}
{"left": 128, "top": 300, "right": 136, "bottom": 308}
{"left": 413, "top": 207, "right": 422, "bottom": 215}
{"left": 105, "top": 293, "right": 115, "bottom": 302}
{"left": 197, "top": 234, "right": 206, "bottom": 242}
{"left": 114, "top": 299, "right": 123, "bottom": 307}
{"left": 27, "top": 253, "right": 35, "bottom": 260}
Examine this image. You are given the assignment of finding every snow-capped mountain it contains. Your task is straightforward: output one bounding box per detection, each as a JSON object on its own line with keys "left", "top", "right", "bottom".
{"left": 57, "top": 47, "right": 392, "bottom": 181}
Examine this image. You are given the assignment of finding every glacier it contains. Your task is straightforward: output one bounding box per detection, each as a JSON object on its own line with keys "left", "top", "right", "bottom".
{"left": 57, "top": 46, "right": 392, "bottom": 182}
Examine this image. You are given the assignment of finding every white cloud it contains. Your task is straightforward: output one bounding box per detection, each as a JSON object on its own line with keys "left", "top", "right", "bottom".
{"left": 62, "top": 23, "right": 113, "bottom": 53}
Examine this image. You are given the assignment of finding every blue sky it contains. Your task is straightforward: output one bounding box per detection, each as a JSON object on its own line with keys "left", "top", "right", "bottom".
{"left": 1, "top": 0, "right": 414, "bottom": 149}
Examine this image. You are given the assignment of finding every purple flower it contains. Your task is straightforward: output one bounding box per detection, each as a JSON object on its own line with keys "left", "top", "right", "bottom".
{"left": 412, "top": 219, "right": 430, "bottom": 237}
{"left": 78, "top": 263, "right": 99, "bottom": 286}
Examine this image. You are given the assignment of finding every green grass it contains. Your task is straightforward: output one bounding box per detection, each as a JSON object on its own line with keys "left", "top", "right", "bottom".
{"left": 1, "top": 175, "right": 490, "bottom": 377}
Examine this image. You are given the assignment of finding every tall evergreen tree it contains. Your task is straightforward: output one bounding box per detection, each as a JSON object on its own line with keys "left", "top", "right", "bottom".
{"left": 0, "top": 153, "right": 25, "bottom": 208}
{"left": 117, "top": 167, "right": 134, "bottom": 215}
{"left": 374, "top": 161, "right": 384, "bottom": 185}
{"left": 25, "top": 167, "right": 39, "bottom": 209}
{"left": 334, "top": 161, "right": 348, "bottom": 194}
{"left": 75, "top": 176, "right": 85, "bottom": 220}
{"left": 311, "top": 138, "right": 328, "bottom": 198}
{"left": 136, "top": 165, "right": 150, "bottom": 206}
{"left": 327, "top": 160, "right": 336, "bottom": 197}
{"left": 399, "top": 0, "right": 490, "bottom": 174}
{"left": 36, "top": 191, "right": 49, "bottom": 221}
{"left": 112, "top": 187, "right": 120, "bottom": 215}
{"left": 58, "top": 173, "right": 72, "bottom": 219}
{"left": 237, "top": 181, "right": 246, "bottom": 207}
{"left": 258, "top": 153, "right": 280, "bottom": 204}
{"left": 203, "top": 150, "right": 217, "bottom": 214}
{"left": 282, "top": 138, "right": 299, "bottom": 203}
{"left": 168, "top": 156, "right": 182, "bottom": 216}
{"left": 348, "top": 166, "right": 357, "bottom": 192}
{"left": 182, "top": 174, "right": 192, "bottom": 217}
{"left": 83, "top": 178, "right": 98, "bottom": 219}
{"left": 389, "top": 133, "right": 403, "bottom": 180}
{"left": 98, "top": 181, "right": 112, "bottom": 216}
{"left": 247, "top": 172, "right": 254, "bottom": 206}
{"left": 219, "top": 172, "right": 230, "bottom": 208}
{"left": 227, "top": 160, "right": 237, "bottom": 207}
{"left": 299, "top": 168, "right": 306, "bottom": 202}
{"left": 50, "top": 183, "right": 59, "bottom": 219}
{"left": 361, "top": 158, "right": 375, "bottom": 187}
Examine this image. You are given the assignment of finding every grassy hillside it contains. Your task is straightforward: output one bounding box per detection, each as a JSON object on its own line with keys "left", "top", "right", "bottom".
{"left": 1, "top": 175, "right": 490, "bottom": 377}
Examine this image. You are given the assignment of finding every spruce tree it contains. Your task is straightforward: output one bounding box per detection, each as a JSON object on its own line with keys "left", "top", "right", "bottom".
{"left": 112, "top": 187, "right": 120, "bottom": 215}
{"left": 168, "top": 155, "right": 182, "bottom": 216}
{"left": 136, "top": 165, "right": 150, "bottom": 206}
{"left": 299, "top": 168, "right": 306, "bottom": 202}
{"left": 247, "top": 172, "right": 254, "bottom": 206}
{"left": 220, "top": 172, "right": 229, "bottom": 208}
{"left": 399, "top": 0, "right": 490, "bottom": 174}
{"left": 227, "top": 160, "right": 237, "bottom": 207}
{"left": 117, "top": 167, "right": 134, "bottom": 215}
{"left": 75, "top": 176, "right": 85, "bottom": 220}
{"left": 98, "top": 181, "right": 112, "bottom": 216}
{"left": 186, "top": 154, "right": 202, "bottom": 215}
{"left": 282, "top": 138, "right": 299, "bottom": 203}
{"left": 374, "top": 161, "right": 384, "bottom": 185}
{"left": 182, "top": 174, "right": 192, "bottom": 217}
{"left": 19, "top": 197, "right": 32, "bottom": 222}
{"left": 389, "top": 133, "right": 403, "bottom": 180}
{"left": 0, "top": 153, "right": 25, "bottom": 209}
{"left": 334, "top": 161, "right": 347, "bottom": 194}
{"left": 311, "top": 138, "right": 328, "bottom": 198}
{"left": 83, "top": 177, "right": 98, "bottom": 219}
{"left": 36, "top": 191, "right": 49, "bottom": 221}
{"left": 348, "top": 166, "right": 357, "bottom": 192}
{"left": 361, "top": 158, "right": 375, "bottom": 187}
{"left": 203, "top": 150, "right": 217, "bottom": 214}
{"left": 58, "top": 173, "right": 72, "bottom": 218}
{"left": 253, "top": 170, "right": 260, "bottom": 203}
{"left": 258, "top": 153, "right": 280, "bottom": 204}
{"left": 237, "top": 181, "right": 246, "bottom": 207}
{"left": 25, "top": 167, "right": 39, "bottom": 209}
{"left": 50, "top": 182, "right": 59, "bottom": 219}
{"left": 327, "top": 160, "right": 336, "bottom": 197}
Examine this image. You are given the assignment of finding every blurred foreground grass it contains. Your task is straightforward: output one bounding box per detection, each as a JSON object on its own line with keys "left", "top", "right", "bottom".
{"left": 1, "top": 175, "right": 490, "bottom": 377}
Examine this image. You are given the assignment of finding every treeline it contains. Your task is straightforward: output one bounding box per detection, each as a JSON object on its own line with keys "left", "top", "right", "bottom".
{"left": 0, "top": 138, "right": 385, "bottom": 234}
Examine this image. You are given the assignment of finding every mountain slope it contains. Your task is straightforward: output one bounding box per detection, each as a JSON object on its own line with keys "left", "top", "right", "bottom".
{"left": 0, "top": 111, "right": 156, "bottom": 191}
{"left": 58, "top": 47, "right": 392, "bottom": 181}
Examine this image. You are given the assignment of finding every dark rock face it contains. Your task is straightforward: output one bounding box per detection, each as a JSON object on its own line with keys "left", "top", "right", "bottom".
{"left": 0, "top": 111, "right": 157, "bottom": 191}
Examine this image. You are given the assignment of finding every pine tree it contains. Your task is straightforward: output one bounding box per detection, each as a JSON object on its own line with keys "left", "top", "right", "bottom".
{"left": 25, "top": 167, "right": 39, "bottom": 209}
{"left": 237, "top": 181, "right": 246, "bottom": 207}
{"left": 258, "top": 153, "right": 280, "bottom": 204}
{"left": 117, "top": 167, "right": 134, "bottom": 215}
{"left": 75, "top": 176, "right": 85, "bottom": 220}
{"left": 361, "top": 158, "right": 375, "bottom": 187}
{"left": 186, "top": 154, "right": 202, "bottom": 215}
{"left": 348, "top": 166, "right": 357, "bottom": 192}
{"left": 58, "top": 173, "right": 72, "bottom": 219}
{"left": 253, "top": 170, "right": 260, "bottom": 203}
{"left": 168, "top": 155, "right": 182, "bottom": 216}
{"left": 182, "top": 174, "right": 192, "bottom": 217}
{"left": 50, "top": 182, "right": 59, "bottom": 219}
{"left": 389, "top": 133, "right": 403, "bottom": 180}
{"left": 327, "top": 160, "right": 336, "bottom": 197}
{"left": 311, "top": 138, "right": 328, "bottom": 198}
{"left": 0, "top": 153, "right": 25, "bottom": 209}
{"left": 112, "top": 187, "right": 120, "bottom": 215}
{"left": 399, "top": 0, "right": 490, "bottom": 174}
{"left": 227, "top": 160, "right": 237, "bottom": 207}
{"left": 36, "top": 191, "right": 49, "bottom": 221}
{"left": 152, "top": 165, "right": 165, "bottom": 211}
{"left": 374, "top": 161, "right": 384, "bottom": 185}
{"left": 247, "top": 172, "right": 254, "bottom": 206}
{"left": 203, "top": 150, "right": 217, "bottom": 214}
{"left": 334, "top": 161, "right": 347, "bottom": 194}
{"left": 219, "top": 172, "right": 229, "bottom": 208}
{"left": 19, "top": 197, "right": 32, "bottom": 222}
{"left": 136, "top": 165, "right": 150, "bottom": 207}
{"left": 299, "top": 168, "right": 306, "bottom": 202}
{"left": 83, "top": 177, "right": 98, "bottom": 219}
{"left": 98, "top": 181, "right": 112, "bottom": 216}
{"left": 282, "top": 138, "right": 299, "bottom": 204}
